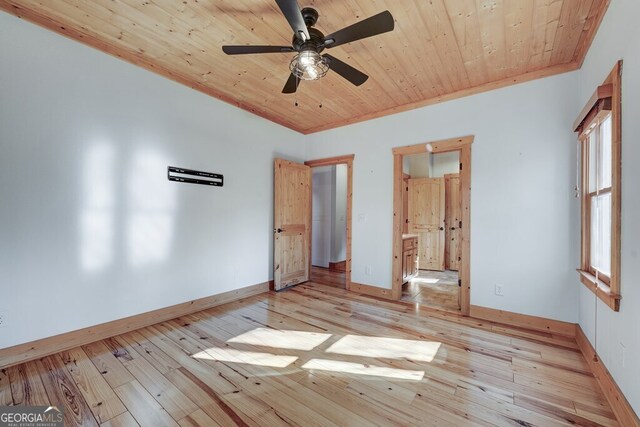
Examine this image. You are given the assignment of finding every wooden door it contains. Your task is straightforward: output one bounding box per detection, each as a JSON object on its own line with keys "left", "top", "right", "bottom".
{"left": 274, "top": 159, "right": 311, "bottom": 291}
{"left": 445, "top": 174, "right": 462, "bottom": 271}
{"left": 408, "top": 178, "right": 445, "bottom": 271}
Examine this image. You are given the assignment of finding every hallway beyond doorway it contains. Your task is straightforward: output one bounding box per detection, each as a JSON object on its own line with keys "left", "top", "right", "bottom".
{"left": 401, "top": 269, "right": 459, "bottom": 312}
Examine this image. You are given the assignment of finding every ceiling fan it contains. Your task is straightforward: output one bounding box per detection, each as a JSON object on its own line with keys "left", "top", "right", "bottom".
{"left": 221, "top": 0, "right": 395, "bottom": 94}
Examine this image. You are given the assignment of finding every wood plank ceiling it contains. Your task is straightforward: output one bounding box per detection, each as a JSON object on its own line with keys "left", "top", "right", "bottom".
{"left": 0, "top": 0, "right": 609, "bottom": 134}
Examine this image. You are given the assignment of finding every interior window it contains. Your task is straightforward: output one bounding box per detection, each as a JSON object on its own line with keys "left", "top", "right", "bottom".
{"left": 574, "top": 61, "right": 621, "bottom": 311}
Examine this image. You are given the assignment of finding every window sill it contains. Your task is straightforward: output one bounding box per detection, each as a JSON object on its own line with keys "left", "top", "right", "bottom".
{"left": 577, "top": 270, "right": 621, "bottom": 311}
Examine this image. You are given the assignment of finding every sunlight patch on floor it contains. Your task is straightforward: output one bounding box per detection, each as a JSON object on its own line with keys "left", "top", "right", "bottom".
{"left": 325, "top": 335, "right": 441, "bottom": 362}
{"left": 193, "top": 348, "right": 297, "bottom": 368}
{"left": 205, "top": 328, "right": 440, "bottom": 377}
{"left": 411, "top": 277, "right": 439, "bottom": 284}
{"left": 227, "top": 327, "right": 332, "bottom": 351}
{"left": 302, "top": 359, "right": 425, "bottom": 380}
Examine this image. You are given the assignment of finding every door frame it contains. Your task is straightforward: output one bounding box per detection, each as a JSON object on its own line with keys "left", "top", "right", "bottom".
{"left": 305, "top": 154, "right": 354, "bottom": 290}
{"left": 391, "top": 136, "right": 474, "bottom": 315}
{"left": 444, "top": 172, "right": 461, "bottom": 271}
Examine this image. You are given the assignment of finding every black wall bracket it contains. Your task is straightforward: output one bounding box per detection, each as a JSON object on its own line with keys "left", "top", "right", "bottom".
{"left": 168, "top": 166, "right": 223, "bottom": 187}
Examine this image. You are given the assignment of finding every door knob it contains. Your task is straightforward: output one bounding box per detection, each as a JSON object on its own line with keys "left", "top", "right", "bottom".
{"left": 450, "top": 227, "right": 456, "bottom": 230}
{"left": 439, "top": 227, "right": 444, "bottom": 231}
{"left": 274, "top": 228, "right": 283, "bottom": 233}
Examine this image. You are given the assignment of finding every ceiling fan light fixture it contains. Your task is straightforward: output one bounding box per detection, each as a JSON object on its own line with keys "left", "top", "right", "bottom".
{"left": 290, "top": 50, "right": 329, "bottom": 81}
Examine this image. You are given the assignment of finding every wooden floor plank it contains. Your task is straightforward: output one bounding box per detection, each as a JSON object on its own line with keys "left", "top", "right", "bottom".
{"left": 7, "top": 362, "right": 50, "bottom": 406}
{"left": 118, "top": 330, "right": 181, "bottom": 374}
{"left": 83, "top": 341, "right": 135, "bottom": 389}
{"left": 165, "top": 367, "right": 249, "bottom": 427}
{"left": 178, "top": 409, "right": 223, "bottom": 427}
{"left": 37, "top": 354, "right": 99, "bottom": 427}
{"left": 109, "top": 336, "right": 199, "bottom": 422}
{"left": 114, "top": 380, "right": 179, "bottom": 427}
{"left": 2, "top": 283, "right": 621, "bottom": 427}
{"left": 60, "top": 347, "right": 127, "bottom": 423}
{"left": 0, "top": 368, "right": 14, "bottom": 406}
{"left": 310, "top": 266, "right": 346, "bottom": 289}
{"left": 100, "top": 411, "right": 140, "bottom": 427}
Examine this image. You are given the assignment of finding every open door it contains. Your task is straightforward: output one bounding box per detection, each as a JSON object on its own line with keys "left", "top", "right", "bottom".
{"left": 274, "top": 159, "right": 311, "bottom": 291}
{"left": 408, "top": 178, "right": 445, "bottom": 271}
{"left": 445, "top": 173, "right": 462, "bottom": 271}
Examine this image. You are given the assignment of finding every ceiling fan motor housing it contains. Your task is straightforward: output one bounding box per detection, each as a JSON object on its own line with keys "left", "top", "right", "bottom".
{"left": 292, "top": 27, "right": 325, "bottom": 53}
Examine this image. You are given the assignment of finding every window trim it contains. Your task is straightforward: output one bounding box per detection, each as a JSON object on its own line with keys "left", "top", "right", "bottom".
{"left": 574, "top": 61, "right": 622, "bottom": 312}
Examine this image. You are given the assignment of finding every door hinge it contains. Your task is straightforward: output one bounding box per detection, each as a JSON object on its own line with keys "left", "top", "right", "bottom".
{"left": 459, "top": 162, "right": 463, "bottom": 171}
{"left": 459, "top": 220, "right": 462, "bottom": 228}
{"left": 458, "top": 279, "right": 462, "bottom": 287}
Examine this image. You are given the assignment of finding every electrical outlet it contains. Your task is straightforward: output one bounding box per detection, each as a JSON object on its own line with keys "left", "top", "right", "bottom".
{"left": 358, "top": 213, "right": 367, "bottom": 223}
{"left": 495, "top": 284, "right": 504, "bottom": 296}
{"left": 365, "top": 265, "right": 372, "bottom": 276}
{"left": 0, "top": 311, "right": 7, "bottom": 328}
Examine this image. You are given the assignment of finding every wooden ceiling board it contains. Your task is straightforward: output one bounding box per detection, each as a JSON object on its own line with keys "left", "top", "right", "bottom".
{"left": 0, "top": 0, "right": 609, "bottom": 134}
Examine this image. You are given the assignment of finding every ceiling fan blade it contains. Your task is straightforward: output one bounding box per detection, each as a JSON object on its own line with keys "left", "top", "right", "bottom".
{"left": 275, "top": 0, "right": 310, "bottom": 42}
{"left": 323, "top": 10, "right": 394, "bottom": 48}
{"left": 324, "top": 54, "right": 368, "bottom": 86}
{"left": 282, "top": 73, "right": 300, "bottom": 94}
{"left": 222, "top": 45, "right": 294, "bottom": 55}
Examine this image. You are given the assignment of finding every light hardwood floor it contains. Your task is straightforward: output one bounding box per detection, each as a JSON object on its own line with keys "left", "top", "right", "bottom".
{"left": 310, "top": 266, "right": 346, "bottom": 289}
{"left": 402, "top": 270, "right": 460, "bottom": 312}
{"left": 0, "top": 283, "right": 619, "bottom": 426}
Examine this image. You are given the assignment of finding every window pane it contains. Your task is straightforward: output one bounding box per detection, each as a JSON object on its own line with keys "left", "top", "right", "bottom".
{"left": 588, "top": 131, "right": 597, "bottom": 193}
{"left": 590, "top": 197, "right": 598, "bottom": 268}
{"left": 590, "top": 193, "right": 612, "bottom": 277}
{"left": 599, "top": 115, "right": 612, "bottom": 189}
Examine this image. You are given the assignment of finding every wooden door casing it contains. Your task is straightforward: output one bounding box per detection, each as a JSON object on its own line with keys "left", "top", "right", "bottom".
{"left": 402, "top": 173, "right": 410, "bottom": 234}
{"left": 392, "top": 136, "right": 473, "bottom": 313}
{"left": 274, "top": 159, "right": 311, "bottom": 291}
{"left": 445, "top": 174, "right": 462, "bottom": 271}
{"left": 408, "top": 178, "right": 445, "bottom": 271}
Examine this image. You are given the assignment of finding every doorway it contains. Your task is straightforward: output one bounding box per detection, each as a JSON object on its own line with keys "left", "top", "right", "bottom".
{"left": 273, "top": 156, "right": 353, "bottom": 292}
{"left": 401, "top": 151, "right": 461, "bottom": 311}
{"left": 392, "top": 136, "right": 473, "bottom": 315}
{"left": 310, "top": 164, "right": 348, "bottom": 288}
{"left": 304, "top": 154, "right": 355, "bottom": 290}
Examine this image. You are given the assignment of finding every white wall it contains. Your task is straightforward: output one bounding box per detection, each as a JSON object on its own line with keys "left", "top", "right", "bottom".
{"left": 430, "top": 151, "right": 460, "bottom": 178}
{"left": 576, "top": 0, "right": 640, "bottom": 414}
{"left": 404, "top": 152, "right": 458, "bottom": 179}
{"left": 331, "top": 164, "right": 347, "bottom": 263}
{"left": 0, "top": 13, "right": 305, "bottom": 349}
{"left": 312, "top": 166, "right": 332, "bottom": 267}
{"left": 306, "top": 72, "right": 579, "bottom": 323}
{"left": 406, "top": 153, "right": 430, "bottom": 178}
